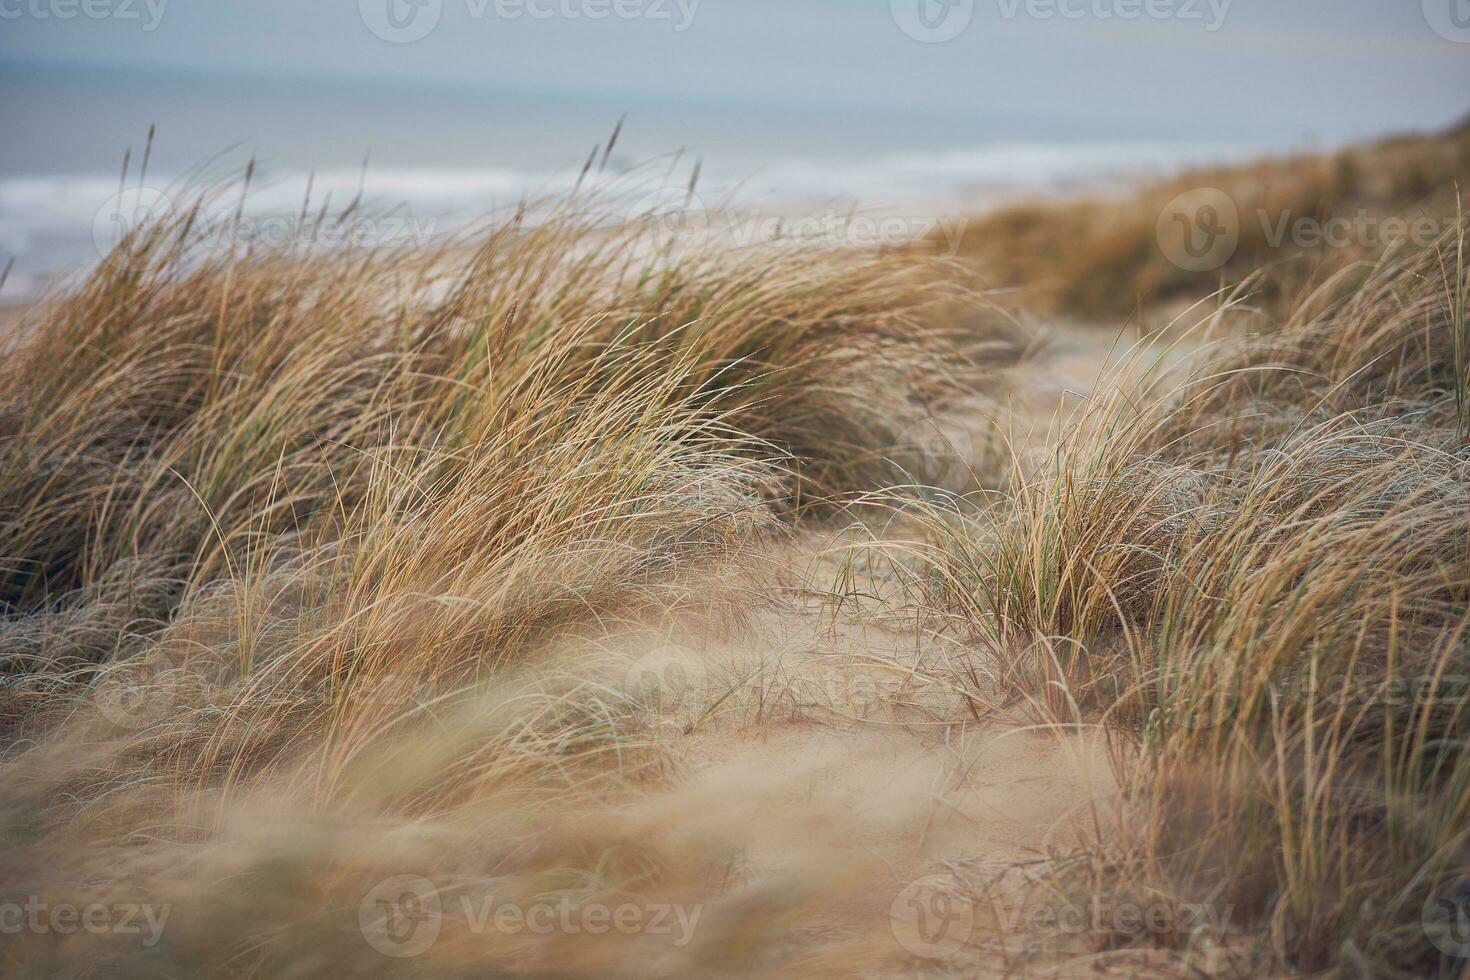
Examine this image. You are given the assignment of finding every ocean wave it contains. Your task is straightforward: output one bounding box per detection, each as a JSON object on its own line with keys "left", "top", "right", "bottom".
{"left": 0, "top": 140, "right": 1258, "bottom": 301}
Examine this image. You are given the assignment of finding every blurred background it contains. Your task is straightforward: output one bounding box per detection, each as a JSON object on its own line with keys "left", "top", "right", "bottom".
{"left": 2, "top": 0, "right": 1467, "bottom": 299}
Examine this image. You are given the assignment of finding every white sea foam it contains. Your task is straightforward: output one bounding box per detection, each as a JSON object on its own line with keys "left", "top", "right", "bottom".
{"left": 0, "top": 139, "right": 1259, "bottom": 301}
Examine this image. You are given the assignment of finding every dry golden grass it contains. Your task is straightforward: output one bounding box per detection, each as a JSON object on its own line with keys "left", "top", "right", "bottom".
{"left": 915, "top": 215, "right": 1470, "bottom": 975}
{"left": 3, "top": 132, "right": 1468, "bottom": 978}
{"left": 0, "top": 186, "right": 1035, "bottom": 976}
{"left": 947, "top": 118, "right": 1470, "bottom": 324}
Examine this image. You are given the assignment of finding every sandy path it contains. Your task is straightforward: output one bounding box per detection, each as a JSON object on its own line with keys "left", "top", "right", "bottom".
{"left": 617, "top": 326, "right": 1155, "bottom": 975}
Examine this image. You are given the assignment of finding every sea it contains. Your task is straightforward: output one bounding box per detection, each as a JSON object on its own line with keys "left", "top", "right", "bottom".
{"left": 1, "top": 63, "right": 1284, "bottom": 303}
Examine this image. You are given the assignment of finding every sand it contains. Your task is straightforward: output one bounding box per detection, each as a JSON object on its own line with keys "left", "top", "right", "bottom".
{"left": 586, "top": 325, "right": 1173, "bottom": 975}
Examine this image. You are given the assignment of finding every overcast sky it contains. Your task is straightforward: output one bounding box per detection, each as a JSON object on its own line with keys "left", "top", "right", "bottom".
{"left": 3, "top": 0, "right": 1466, "bottom": 146}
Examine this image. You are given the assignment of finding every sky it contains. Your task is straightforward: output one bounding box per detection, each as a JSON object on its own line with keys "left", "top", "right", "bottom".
{"left": 2, "top": 0, "right": 1466, "bottom": 161}
{"left": 1, "top": 0, "right": 1467, "bottom": 301}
